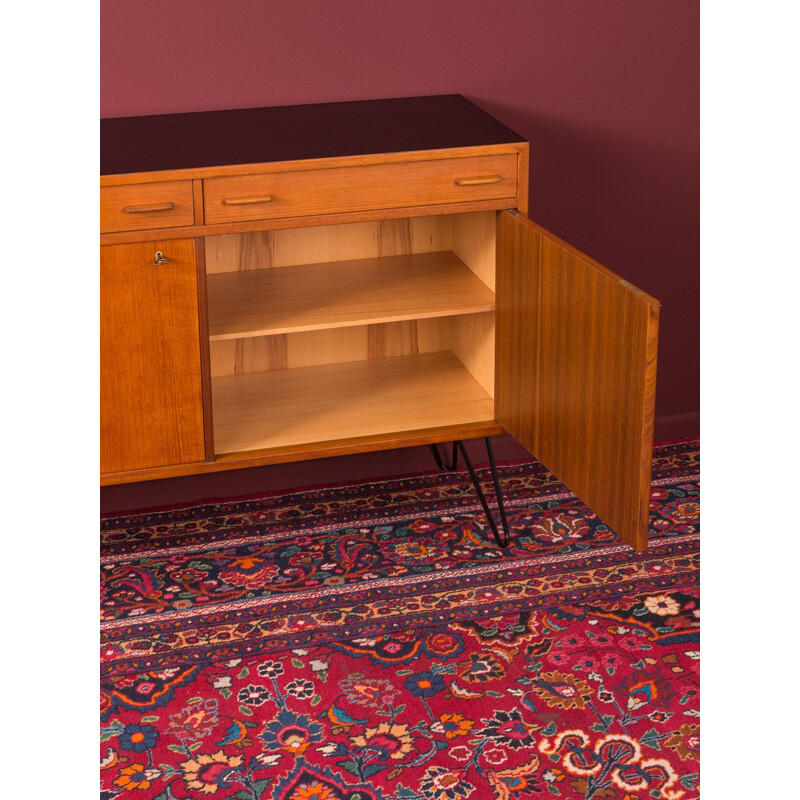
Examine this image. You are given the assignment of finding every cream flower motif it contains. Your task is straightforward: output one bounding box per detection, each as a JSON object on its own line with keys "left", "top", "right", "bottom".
{"left": 644, "top": 595, "right": 681, "bottom": 616}
{"left": 449, "top": 745, "right": 472, "bottom": 761}
{"left": 538, "top": 730, "right": 598, "bottom": 777}
{"left": 99, "top": 747, "right": 117, "bottom": 770}
{"left": 610, "top": 756, "right": 678, "bottom": 793}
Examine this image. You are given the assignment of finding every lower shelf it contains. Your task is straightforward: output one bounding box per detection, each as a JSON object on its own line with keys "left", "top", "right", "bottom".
{"left": 212, "top": 350, "right": 495, "bottom": 455}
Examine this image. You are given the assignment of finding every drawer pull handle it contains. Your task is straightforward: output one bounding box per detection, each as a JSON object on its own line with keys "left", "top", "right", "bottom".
{"left": 454, "top": 175, "right": 503, "bottom": 186}
{"left": 123, "top": 202, "right": 175, "bottom": 213}
{"left": 222, "top": 195, "right": 274, "bottom": 206}
{"left": 154, "top": 251, "right": 169, "bottom": 266}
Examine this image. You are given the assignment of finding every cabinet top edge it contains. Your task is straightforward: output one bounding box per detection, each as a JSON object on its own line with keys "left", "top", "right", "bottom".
{"left": 101, "top": 94, "right": 527, "bottom": 177}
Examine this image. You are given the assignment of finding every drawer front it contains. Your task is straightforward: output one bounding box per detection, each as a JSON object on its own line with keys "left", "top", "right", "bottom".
{"left": 203, "top": 154, "right": 518, "bottom": 225}
{"left": 101, "top": 181, "right": 195, "bottom": 233}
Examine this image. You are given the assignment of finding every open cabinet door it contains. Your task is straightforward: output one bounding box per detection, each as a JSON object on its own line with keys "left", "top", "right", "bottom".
{"left": 496, "top": 211, "right": 660, "bottom": 551}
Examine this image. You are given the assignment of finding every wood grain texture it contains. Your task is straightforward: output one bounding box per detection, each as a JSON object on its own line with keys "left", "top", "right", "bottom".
{"left": 451, "top": 211, "right": 497, "bottom": 290}
{"left": 208, "top": 336, "right": 289, "bottom": 378}
{"left": 100, "top": 239, "right": 206, "bottom": 474}
{"left": 192, "top": 180, "right": 205, "bottom": 225}
{"left": 100, "top": 144, "right": 526, "bottom": 187}
{"left": 206, "top": 252, "right": 495, "bottom": 339}
{"left": 203, "top": 155, "right": 517, "bottom": 225}
{"left": 205, "top": 216, "right": 453, "bottom": 274}
{"left": 100, "top": 419, "right": 506, "bottom": 485}
{"left": 495, "top": 211, "right": 659, "bottom": 551}
{"left": 367, "top": 321, "right": 419, "bottom": 360}
{"left": 212, "top": 351, "right": 495, "bottom": 455}
{"left": 516, "top": 143, "right": 530, "bottom": 216}
{"left": 412, "top": 314, "right": 495, "bottom": 396}
{"left": 98, "top": 197, "right": 518, "bottom": 246}
{"left": 100, "top": 181, "right": 195, "bottom": 233}
{"left": 206, "top": 215, "right": 493, "bottom": 379}
{"left": 446, "top": 312, "right": 496, "bottom": 396}
{"left": 209, "top": 323, "right": 422, "bottom": 377}
{"left": 100, "top": 97, "right": 526, "bottom": 487}
{"left": 194, "top": 238, "right": 215, "bottom": 460}
{"left": 208, "top": 314, "right": 496, "bottom": 390}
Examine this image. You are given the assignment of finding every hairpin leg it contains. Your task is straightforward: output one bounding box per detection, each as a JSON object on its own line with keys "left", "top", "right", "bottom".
{"left": 430, "top": 438, "right": 511, "bottom": 548}
{"left": 430, "top": 441, "right": 458, "bottom": 471}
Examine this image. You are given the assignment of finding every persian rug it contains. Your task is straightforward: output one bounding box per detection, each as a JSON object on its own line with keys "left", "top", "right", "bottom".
{"left": 100, "top": 439, "right": 699, "bottom": 800}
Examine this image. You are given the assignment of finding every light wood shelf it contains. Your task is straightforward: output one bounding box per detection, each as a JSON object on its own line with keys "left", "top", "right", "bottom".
{"left": 206, "top": 251, "right": 495, "bottom": 340}
{"left": 212, "top": 351, "right": 495, "bottom": 455}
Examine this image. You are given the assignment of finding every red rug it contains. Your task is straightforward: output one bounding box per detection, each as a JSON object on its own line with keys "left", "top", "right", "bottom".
{"left": 100, "top": 439, "right": 699, "bottom": 799}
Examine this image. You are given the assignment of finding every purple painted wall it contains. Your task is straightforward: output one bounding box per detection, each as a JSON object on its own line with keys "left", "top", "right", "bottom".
{"left": 100, "top": 0, "right": 698, "bottom": 513}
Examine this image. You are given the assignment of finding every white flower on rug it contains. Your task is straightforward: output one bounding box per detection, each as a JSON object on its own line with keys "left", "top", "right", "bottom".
{"left": 644, "top": 595, "right": 681, "bottom": 616}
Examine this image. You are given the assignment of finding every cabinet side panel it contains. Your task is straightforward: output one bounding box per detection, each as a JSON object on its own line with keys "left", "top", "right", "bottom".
{"left": 451, "top": 211, "right": 496, "bottom": 290}
{"left": 496, "top": 211, "right": 659, "bottom": 551}
{"left": 446, "top": 313, "right": 495, "bottom": 396}
{"left": 101, "top": 239, "right": 206, "bottom": 474}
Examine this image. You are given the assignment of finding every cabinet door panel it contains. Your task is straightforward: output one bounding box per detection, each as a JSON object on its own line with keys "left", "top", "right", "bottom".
{"left": 101, "top": 239, "right": 206, "bottom": 474}
{"left": 496, "top": 211, "right": 659, "bottom": 551}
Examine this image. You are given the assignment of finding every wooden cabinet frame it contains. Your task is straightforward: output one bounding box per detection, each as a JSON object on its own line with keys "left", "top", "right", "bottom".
{"left": 101, "top": 96, "right": 659, "bottom": 551}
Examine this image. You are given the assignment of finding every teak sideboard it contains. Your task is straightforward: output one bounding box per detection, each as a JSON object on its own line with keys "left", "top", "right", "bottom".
{"left": 100, "top": 95, "right": 659, "bottom": 551}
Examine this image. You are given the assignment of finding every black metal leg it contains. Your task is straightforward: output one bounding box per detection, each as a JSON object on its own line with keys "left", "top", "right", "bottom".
{"left": 430, "top": 438, "right": 511, "bottom": 548}
{"left": 429, "top": 442, "right": 458, "bottom": 471}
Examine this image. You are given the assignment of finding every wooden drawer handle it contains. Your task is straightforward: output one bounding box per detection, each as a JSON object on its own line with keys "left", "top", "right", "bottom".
{"left": 123, "top": 202, "right": 175, "bottom": 213}
{"left": 454, "top": 175, "right": 503, "bottom": 186}
{"left": 222, "top": 195, "right": 274, "bottom": 206}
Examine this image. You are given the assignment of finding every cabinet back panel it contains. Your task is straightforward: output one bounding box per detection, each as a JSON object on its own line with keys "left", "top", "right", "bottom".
{"left": 204, "top": 213, "right": 497, "bottom": 279}
{"left": 205, "top": 217, "right": 454, "bottom": 274}
{"left": 209, "top": 314, "right": 494, "bottom": 394}
{"left": 212, "top": 318, "right": 460, "bottom": 367}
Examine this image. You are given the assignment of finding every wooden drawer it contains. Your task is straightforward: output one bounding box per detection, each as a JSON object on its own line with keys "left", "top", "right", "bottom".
{"left": 203, "top": 154, "right": 518, "bottom": 225}
{"left": 101, "top": 181, "right": 195, "bottom": 233}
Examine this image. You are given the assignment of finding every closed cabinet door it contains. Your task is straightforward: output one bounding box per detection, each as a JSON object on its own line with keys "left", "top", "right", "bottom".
{"left": 101, "top": 239, "right": 206, "bottom": 475}
{"left": 495, "top": 211, "right": 660, "bottom": 551}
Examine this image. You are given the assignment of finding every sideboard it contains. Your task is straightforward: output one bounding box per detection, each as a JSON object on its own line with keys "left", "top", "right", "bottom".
{"left": 100, "top": 95, "right": 659, "bottom": 551}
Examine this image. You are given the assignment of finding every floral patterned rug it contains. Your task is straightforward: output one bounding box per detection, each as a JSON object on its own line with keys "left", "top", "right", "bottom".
{"left": 100, "top": 439, "right": 699, "bottom": 799}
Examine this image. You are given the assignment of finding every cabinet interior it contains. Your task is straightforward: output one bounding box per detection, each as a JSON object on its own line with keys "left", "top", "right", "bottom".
{"left": 205, "top": 211, "right": 498, "bottom": 456}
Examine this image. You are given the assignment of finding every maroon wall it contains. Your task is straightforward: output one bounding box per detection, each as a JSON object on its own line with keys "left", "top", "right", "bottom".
{"left": 100, "top": 0, "right": 698, "bottom": 513}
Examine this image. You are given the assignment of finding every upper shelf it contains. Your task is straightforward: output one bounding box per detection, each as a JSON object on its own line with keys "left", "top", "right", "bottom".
{"left": 207, "top": 251, "right": 496, "bottom": 340}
